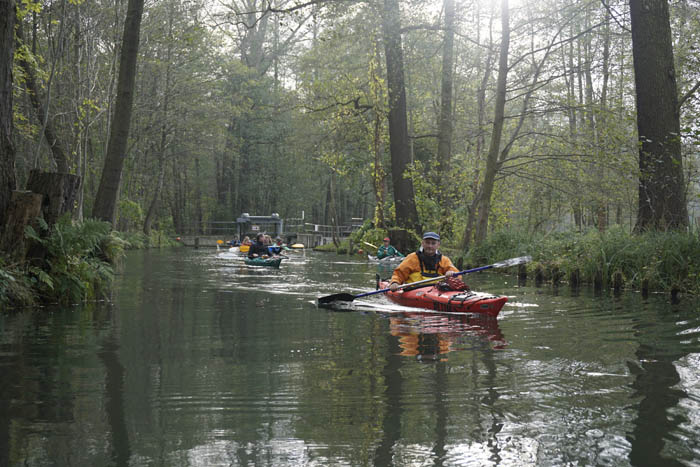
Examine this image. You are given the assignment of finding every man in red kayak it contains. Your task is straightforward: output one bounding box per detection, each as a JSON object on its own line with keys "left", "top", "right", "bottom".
{"left": 388, "top": 232, "right": 465, "bottom": 291}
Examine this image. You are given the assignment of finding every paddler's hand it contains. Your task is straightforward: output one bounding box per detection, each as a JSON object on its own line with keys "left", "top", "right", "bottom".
{"left": 389, "top": 281, "right": 400, "bottom": 292}
{"left": 445, "top": 270, "right": 455, "bottom": 278}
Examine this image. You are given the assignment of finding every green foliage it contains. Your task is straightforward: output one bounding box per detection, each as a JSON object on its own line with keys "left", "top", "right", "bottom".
{"left": 465, "top": 227, "right": 700, "bottom": 294}
{"left": 112, "top": 230, "right": 180, "bottom": 249}
{"left": 24, "top": 217, "right": 125, "bottom": 305}
{"left": 0, "top": 262, "right": 36, "bottom": 308}
{"left": 117, "top": 199, "right": 144, "bottom": 232}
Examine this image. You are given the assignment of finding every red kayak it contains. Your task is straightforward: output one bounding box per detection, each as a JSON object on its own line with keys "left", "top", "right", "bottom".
{"left": 378, "top": 281, "right": 507, "bottom": 317}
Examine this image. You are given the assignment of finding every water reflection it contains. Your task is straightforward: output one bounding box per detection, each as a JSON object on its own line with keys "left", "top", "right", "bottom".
{"left": 389, "top": 313, "right": 505, "bottom": 360}
{"left": 2, "top": 250, "right": 700, "bottom": 466}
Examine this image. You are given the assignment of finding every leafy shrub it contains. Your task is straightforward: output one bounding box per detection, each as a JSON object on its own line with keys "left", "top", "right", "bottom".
{"left": 0, "top": 263, "right": 36, "bottom": 308}
{"left": 24, "top": 217, "right": 126, "bottom": 305}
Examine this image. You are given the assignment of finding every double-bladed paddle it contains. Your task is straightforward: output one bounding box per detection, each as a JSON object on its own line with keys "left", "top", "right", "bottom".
{"left": 317, "top": 255, "right": 532, "bottom": 306}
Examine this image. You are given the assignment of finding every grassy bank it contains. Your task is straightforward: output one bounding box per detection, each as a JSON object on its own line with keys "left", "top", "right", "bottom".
{"left": 455, "top": 227, "right": 700, "bottom": 295}
{"left": 0, "top": 218, "right": 180, "bottom": 309}
{"left": 339, "top": 224, "right": 700, "bottom": 295}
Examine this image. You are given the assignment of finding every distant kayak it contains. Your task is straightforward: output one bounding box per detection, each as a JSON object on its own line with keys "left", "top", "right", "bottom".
{"left": 377, "top": 280, "right": 507, "bottom": 317}
{"left": 244, "top": 257, "right": 283, "bottom": 268}
{"left": 290, "top": 243, "right": 305, "bottom": 249}
{"left": 368, "top": 254, "right": 404, "bottom": 264}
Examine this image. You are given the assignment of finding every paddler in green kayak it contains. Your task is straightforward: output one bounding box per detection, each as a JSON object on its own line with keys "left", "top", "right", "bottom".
{"left": 376, "top": 237, "right": 404, "bottom": 259}
{"left": 248, "top": 233, "right": 272, "bottom": 259}
{"left": 388, "top": 232, "right": 466, "bottom": 291}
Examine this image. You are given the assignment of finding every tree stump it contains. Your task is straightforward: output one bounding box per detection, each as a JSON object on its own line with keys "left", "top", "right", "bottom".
{"left": 0, "top": 191, "right": 43, "bottom": 262}
{"left": 25, "top": 170, "right": 81, "bottom": 226}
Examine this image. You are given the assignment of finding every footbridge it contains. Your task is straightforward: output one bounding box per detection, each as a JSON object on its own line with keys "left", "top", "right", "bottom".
{"left": 177, "top": 213, "right": 364, "bottom": 248}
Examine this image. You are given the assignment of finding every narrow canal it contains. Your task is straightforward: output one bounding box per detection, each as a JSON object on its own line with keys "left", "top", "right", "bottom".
{"left": 1, "top": 248, "right": 700, "bottom": 466}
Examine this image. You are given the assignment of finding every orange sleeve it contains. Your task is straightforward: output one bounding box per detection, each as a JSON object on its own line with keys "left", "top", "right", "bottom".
{"left": 439, "top": 256, "right": 459, "bottom": 275}
{"left": 390, "top": 253, "right": 419, "bottom": 284}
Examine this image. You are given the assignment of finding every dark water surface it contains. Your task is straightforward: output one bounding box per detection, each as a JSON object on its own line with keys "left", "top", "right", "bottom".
{"left": 2, "top": 248, "right": 700, "bottom": 466}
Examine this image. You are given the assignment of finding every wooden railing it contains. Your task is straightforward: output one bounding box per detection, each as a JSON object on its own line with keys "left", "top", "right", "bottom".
{"left": 180, "top": 220, "right": 363, "bottom": 237}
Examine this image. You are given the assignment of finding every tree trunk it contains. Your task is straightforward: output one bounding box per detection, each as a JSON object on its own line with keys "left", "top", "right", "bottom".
{"left": 92, "top": 0, "right": 144, "bottom": 226}
{"left": 373, "top": 111, "right": 386, "bottom": 229}
{"left": 25, "top": 170, "right": 82, "bottom": 226}
{"left": 475, "top": 0, "right": 509, "bottom": 244}
{"left": 0, "top": 191, "right": 42, "bottom": 262}
{"left": 460, "top": 7, "right": 494, "bottom": 250}
{"left": 436, "top": 0, "right": 455, "bottom": 173}
{"left": 630, "top": 0, "right": 688, "bottom": 231}
{"left": 0, "top": 0, "right": 16, "bottom": 230}
{"left": 436, "top": 0, "right": 455, "bottom": 234}
{"left": 381, "top": 0, "right": 420, "bottom": 232}
{"left": 16, "top": 23, "right": 70, "bottom": 173}
{"left": 144, "top": 12, "right": 173, "bottom": 236}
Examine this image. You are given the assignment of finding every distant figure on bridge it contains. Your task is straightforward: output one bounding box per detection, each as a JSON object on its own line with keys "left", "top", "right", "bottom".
{"left": 376, "top": 237, "right": 404, "bottom": 259}
{"left": 248, "top": 233, "right": 271, "bottom": 259}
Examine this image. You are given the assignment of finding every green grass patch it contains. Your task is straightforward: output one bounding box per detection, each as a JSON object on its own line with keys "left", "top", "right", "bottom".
{"left": 461, "top": 227, "right": 700, "bottom": 294}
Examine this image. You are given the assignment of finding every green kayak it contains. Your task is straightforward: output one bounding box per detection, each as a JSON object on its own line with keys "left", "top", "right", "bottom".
{"left": 244, "top": 257, "right": 283, "bottom": 268}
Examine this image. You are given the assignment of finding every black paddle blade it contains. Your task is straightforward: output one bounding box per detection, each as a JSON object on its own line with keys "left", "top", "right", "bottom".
{"left": 317, "top": 293, "right": 356, "bottom": 306}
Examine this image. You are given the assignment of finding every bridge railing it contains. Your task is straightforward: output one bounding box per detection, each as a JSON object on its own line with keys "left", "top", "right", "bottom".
{"left": 179, "top": 220, "right": 363, "bottom": 238}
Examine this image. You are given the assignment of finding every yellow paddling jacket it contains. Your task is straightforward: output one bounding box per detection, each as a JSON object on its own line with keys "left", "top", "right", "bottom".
{"left": 390, "top": 251, "right": 458, "bottom": 285}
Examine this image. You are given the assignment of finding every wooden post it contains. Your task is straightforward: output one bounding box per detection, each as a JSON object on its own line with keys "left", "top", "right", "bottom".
{"left": 518, "top": 264, "right": 527, "bottom": 280}
{"left": 569, "top": 269, "right": 580, "bottom": 288}
{"left": 594, "top": 271, "right": 603, "bottom": 291}
{"left": 0, "top": 191, "right": 43, "bottom": 262}
{"left": 552, "top": 266, "right": 562, "bottom": 286}
{"left": 534, "top": 265, "right": 543, "bottom": 285}
{"left": 194, "top": 237, "right": 199, "bottom": 249}
{"left": 613, "top": 272, "right": 623, "bottom": 293}
{"left": 671, "top": 287, "right": 680, "bottom": 304}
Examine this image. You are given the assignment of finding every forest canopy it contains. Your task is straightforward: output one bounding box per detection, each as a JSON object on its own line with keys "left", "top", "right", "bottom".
{"left": 2, "top": 0, "right": 699, "bottom": 245}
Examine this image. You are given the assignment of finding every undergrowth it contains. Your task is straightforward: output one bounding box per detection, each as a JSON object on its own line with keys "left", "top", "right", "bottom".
{"left": 463, "top": 227, "right": 700, "bottom": 294}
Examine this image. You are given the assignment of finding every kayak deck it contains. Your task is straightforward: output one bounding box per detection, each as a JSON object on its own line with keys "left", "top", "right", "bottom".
{"left": 244, "top": 257, "right": 283, "bottom": 268}
{"left": 378, "top": 281, "right": 507, "bottom": 317}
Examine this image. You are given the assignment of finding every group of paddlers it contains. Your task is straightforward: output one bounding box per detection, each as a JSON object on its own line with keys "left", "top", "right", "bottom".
{"left": 229, "top": 233, "right": 287, "bottom": 259}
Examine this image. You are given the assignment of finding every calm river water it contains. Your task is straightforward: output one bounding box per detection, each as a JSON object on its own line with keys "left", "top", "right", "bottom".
{"left": 2, "top": 248, "right": 700, "bottom": 466}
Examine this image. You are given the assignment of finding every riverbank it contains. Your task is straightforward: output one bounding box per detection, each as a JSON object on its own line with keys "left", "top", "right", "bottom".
{"left": 0, "top": 219, "right": 179, "bottom": 309}
{"left": 328, "top": 226, "right": 700, "bottom": 296}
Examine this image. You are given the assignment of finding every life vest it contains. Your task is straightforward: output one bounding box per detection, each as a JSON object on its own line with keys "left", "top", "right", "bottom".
{"left": 407, "top": 249, "right": 443, "bottom": 283}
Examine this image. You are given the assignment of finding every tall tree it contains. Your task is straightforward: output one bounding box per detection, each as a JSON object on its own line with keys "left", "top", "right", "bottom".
{"left": 436, "top": 0, "right": 455, "bottom": 174}
{"left": 92, "top": 0, "right": 144, "bottom": 225}
{"left": 0, "top": 0, "right": 16, "bottom": 228}
{"left": 435, "top": 0, "right": 456, "bottom": 233}
{"left": 475, "top": 0, "right": 509, "bottom": 244}
{"left": 16, "top": 22, "right": 70, "bottom": 173}
{"left": 630, "top": 0, "right": 688, "bottom": 231}
{"left": 381, "top": 0, "right": 419, "bottom": 232}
